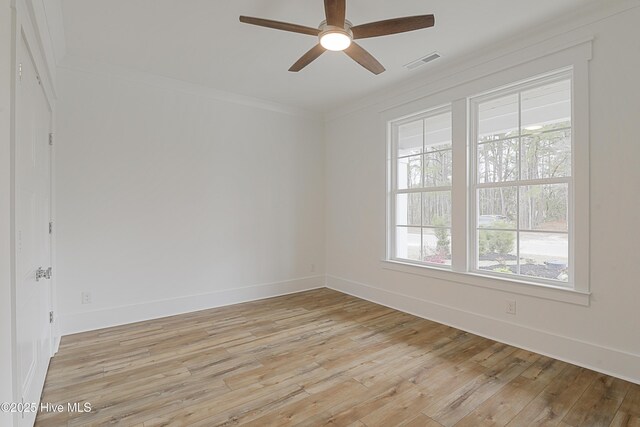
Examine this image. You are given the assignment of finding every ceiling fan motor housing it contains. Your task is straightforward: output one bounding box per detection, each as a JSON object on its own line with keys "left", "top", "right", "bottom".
{"left": 318, "top": 19, "right": 353, "bottom": 50}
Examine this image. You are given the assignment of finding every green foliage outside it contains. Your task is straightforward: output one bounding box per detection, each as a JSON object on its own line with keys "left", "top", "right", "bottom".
{"left": 479, "top": 221, "right": 515, "bottom": 256}
{"left": 433, "top": 216, "right": 450, "bottom": 256}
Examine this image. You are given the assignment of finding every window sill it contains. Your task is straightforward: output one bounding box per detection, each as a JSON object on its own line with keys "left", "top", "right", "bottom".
{"left": 381, "top": 260, "right": 590, "bottom": 306}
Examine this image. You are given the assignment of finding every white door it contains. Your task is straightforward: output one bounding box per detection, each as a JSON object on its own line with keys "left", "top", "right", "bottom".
{"left": 15, "top": 35, "right": 53, "bottom": 427}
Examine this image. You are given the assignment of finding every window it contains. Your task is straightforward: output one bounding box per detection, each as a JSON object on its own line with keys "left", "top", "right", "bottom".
{"left": 391, "top": 108, "right": 453, "bottom": 267}
{"left": 388, "top": 68, "right": 584, "bottom": 292}
{"left": 471, "top": 73, "right": 572, "bottom": 285}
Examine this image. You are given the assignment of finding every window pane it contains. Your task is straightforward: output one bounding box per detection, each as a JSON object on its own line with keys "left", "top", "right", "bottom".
{"left": 424, "top": 151, "right": 452, "bottom": 187}
{"left": 478, "top": 230, "right": 517, "bottom": 275}
{"left": 423, "top": 228, "right": 452, "bottom": 266}
{"left": 477, "top": 139, "right": 519, "bottom": 183}
{"left": 425, "top": 111, "right": 452, "bottom": 152}
{"left": 423, "top": 191, "right": 451, "bottom": 227}
{"left": 396, "top": 193, "right": 421, "bottom": 226}
{"left": 521, "top": 79, "right": 571, "bottom": 132}
{"left": 478, "top": 93, "right": 519, "bottom": 142}
{"left": 398, "top": 120, "right": 423, "bottom": 157}
{"left": 397, "top": 155, "right": 422, "bottom": 190}
{"left": 520, "top": 232, "right": 569, "bottom": 283}
{"left": 396, "top": 227, "right": 421, "bottom": 261}
{"left": 521, "top": 129, "right": 571, "bottom": 180}
{"left": 478, "top": 187, "right": 517, "bottom": 229}
{"left": 520, "top": 184, "right": 568, "bottom": 232}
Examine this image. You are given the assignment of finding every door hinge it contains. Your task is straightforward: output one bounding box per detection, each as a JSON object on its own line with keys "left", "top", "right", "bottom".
{"left": 49, "top": 311, "right": 54, "bottom": 323}
{"left": 36, "top": 75, "right": 41, "bottom": 85}
{"left": 49, "top": 221, "right": 53, "bottom": 234}
{"left": 18, "top": 63, "right": 22, "bottom": 81}
{"left": 49, "top": 133, "right": 53, "bottom": 146}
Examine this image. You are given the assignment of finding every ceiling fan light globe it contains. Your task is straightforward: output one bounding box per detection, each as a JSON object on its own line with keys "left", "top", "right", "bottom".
{"left": 320, "top": 32, "right": 351, "bottom": 51}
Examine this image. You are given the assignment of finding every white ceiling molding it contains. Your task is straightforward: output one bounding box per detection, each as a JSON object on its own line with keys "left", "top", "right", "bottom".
{"left": 58, "top": 56, "right": 322, "bottom": 120}
{"left": 323, "top": 0, "right": 639, "bottom": 121}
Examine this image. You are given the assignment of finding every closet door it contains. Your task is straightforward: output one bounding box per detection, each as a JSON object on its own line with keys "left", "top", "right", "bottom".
{"left": 15, "top": 33, "right": 53, "bottom": 427}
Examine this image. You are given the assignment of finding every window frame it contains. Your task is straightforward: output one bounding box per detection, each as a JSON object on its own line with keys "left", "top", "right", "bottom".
{"left": 468, "top": 70, "right": 575, "bottom": 288}
{"left": 389, "top": 105, "right": 454, "bottom": 269}
{"left": 384, "top": 51, "right": 591, "bottom": 304}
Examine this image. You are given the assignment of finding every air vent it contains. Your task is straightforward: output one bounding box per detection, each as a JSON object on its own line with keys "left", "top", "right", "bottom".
{"left": 404, "top": 52, "right": 441, "bottom": 70}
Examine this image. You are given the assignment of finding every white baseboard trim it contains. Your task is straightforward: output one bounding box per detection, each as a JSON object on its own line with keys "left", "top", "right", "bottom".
{"left": 326, "top": 275, "right": 640, "bottom": 385}
{"left": 52, "top": 334, "right": 61, "bottom": 354}
{"left": 60, "top": 275, "right": 325, "bottom": 336}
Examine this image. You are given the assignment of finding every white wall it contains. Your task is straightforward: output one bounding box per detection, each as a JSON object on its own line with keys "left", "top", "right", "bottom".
{"left": 1, "top": 1, "right": 16, "bottom": 424}
{"left": 55, "top": 66, "right": 326, "bottom": 334}
{"left": 325, "top": 5, "right": 640, "bottom": 383}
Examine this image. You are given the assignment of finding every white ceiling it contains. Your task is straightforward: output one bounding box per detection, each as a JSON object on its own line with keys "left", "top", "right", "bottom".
{"left": 60, "top": 0, "right": 595, "bottom": 113}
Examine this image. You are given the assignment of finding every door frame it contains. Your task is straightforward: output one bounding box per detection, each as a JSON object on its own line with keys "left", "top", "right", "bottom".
{"left": 10, "top": 0, "right": 58, "bottom": 423}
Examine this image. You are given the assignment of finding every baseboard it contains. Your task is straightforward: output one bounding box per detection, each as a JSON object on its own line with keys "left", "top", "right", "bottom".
{"left": 60, "top": 275, "right": 325, "bottom": 336}
{"left": 53, "top": 334, "right": 61, "bottom": 354}
{"left": 326, "top": 275, "right": 640, "bottom": 385}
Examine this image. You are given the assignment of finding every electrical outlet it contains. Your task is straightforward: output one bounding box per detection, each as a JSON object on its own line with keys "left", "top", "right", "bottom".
{"left": 505, "top": 300, "right": 516, "bottom": 315}
{"left": 310, "top": 264, "right": 316, "bottom": 273}
{"left": 81, "top": 292, "right": 92, "bottom": 304}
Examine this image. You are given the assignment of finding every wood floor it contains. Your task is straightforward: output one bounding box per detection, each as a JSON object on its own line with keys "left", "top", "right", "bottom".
{"left": 36, "top": 289, "right": 639, "bottom": 427}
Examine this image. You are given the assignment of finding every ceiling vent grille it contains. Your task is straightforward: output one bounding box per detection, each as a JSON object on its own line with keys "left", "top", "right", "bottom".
{"left": 404, "top": 52, "right": 441, "bottom": 70}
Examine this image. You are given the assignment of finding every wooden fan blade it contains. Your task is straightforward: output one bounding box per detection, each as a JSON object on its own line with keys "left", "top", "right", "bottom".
{"left": 289, "top": 44, "right": 326, "bottom": 72}
{"left": 239, "top": 16, "right": 320, "bottom": 36}
{"left": 351, "top": 15, "right": 435, "bottom": 39}
{"left": 324, "top": 0, "right": 346, "bottom": 27}
{"left": 344, "top": 42, "right": 385, "bottom": 75}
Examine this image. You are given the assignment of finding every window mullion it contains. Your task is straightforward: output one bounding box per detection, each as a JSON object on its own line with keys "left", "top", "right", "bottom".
{"left": 476, "top": 177, "right": 571, "bottom": 188}
{"left": 397, "top": 186, "right": 452, "bottom": 194}
{"left": 516, "top": 91, "right": 522, "bottom": 275}
{"left": 420, "top": 118, "right": 426, "bottom": 262}
{"left": 389, "top": 123, "right": 398, "bottom": 260}
{"left": 451, "top": 98, "right": 468, "bottom": 273}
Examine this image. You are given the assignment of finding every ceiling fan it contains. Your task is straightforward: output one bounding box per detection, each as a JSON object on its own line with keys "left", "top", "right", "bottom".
{"left": 239, "top": 0, "right": 435, "bottom": 75}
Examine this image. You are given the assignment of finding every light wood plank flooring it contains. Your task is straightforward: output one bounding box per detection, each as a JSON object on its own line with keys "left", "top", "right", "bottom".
{"left": 36, "top": 289, "right": 640, "bottom": 426}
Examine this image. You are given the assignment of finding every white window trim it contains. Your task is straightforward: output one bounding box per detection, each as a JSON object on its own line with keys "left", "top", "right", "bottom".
{"left": 383, "top": 40, "right": 591, "bottom": 305}
{"left": 468, "top": 69, "right": 575, "bottom": 288}
{"left": 388, "top": 105, "right": 453, "bottom": 269}
{"left": 381, "top": 259, "right": 590, "bottom": 306}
